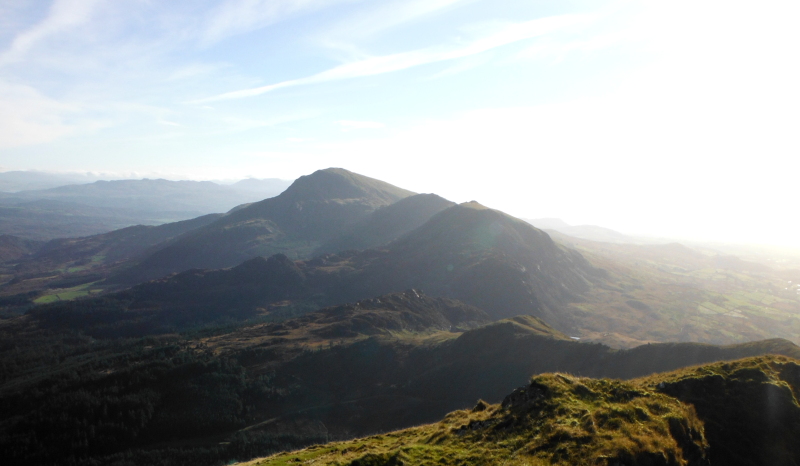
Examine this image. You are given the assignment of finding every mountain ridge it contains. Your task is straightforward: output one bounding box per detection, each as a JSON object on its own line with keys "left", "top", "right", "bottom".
{"left": 113, "top": 168, "right": 416, "bottom": 283}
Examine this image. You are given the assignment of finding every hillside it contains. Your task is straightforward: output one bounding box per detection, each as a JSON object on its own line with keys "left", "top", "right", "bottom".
{"left": 0, "top": 198, "right": 177, "bottom": 240}
{"left": 114, "top": 168, "right": 416, "bottom": 283}
{"left": 0, "top": 235, "right": 42, "bottom": 263}
{"left": 32, "top": 201, "right": 605, "bottom": 333}
{"left": 243, "top": 373, "right": 709, "bottom": 466}
{"left": 339, "top": 202, "right": 604, "bottom": 325}
{"left": 16, "top": 213, "right": 224, "bottom": 274}
{"left": 315, "top": 193, "right": 455, "bottom": 254}
{"left": 0, "top": 178, "right": 291, "bottom": 241}
{"left": 4, "top": 284, "right": 799, "bottom": 465}
{"left": 247, "top": 355, "right": 800, "bottom": 466}
{"left": 0, "top": 214, "right": 224, "bottom": 308}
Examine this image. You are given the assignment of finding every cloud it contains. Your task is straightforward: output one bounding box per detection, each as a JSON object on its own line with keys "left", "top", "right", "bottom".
{"left": 0, "top": 81, "right": 78, "bottom": 148}
{"left": 0, "top": 0, "right": 103, "bottom": 65}
{"left": 319, "top": 0, "right": 470, "bottom": 45}
{"left": 336, "top": 120, "right": 385, "bottom": 131}
{"left": 201, "top": 0, "right": 353, "bottom": 45}
{"left": 195, "top": 14, "right": 587, "bottom": 102}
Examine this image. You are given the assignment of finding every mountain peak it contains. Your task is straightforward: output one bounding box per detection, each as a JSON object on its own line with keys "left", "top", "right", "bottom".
{"left": 115, "top": 169, "right": 419, "bottom": 280}
{"left": 279, "top": 167, "right": 415, "bottom": 204}
{"left": 460, "top": 200, "right": 489, "bottom": 210}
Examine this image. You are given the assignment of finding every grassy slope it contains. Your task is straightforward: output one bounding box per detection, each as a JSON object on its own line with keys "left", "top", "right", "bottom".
{"left": 243, "top": 355, "right": 800, "bottom": 466}
{"left": 240, "top": 375, "right": 708, "bottom": 466}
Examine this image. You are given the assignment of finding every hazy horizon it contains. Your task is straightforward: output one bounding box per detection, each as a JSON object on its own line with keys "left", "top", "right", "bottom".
{"left": 2, "top": 0, "right": 798, "bottom": 248}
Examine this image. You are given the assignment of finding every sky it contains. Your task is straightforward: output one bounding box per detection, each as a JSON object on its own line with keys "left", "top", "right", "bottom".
{"left": 1, "top": 0, "right": 799, "bottom": 247}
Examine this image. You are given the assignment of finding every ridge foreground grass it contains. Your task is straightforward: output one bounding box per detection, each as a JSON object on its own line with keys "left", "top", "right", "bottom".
{"left": 242, "top": 355, "right": 800, "bottom": 466}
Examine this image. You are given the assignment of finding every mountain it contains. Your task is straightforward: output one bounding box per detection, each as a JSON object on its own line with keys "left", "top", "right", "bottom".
{"left": 13, "top": 165, "right": 797, "bottom": 348}
{"left": 0, "top": 178, "right": 292, "bottom": 241}
{"left": 0, "top": 198, "right": 179, "bottom": 241}
{"left": 70, "top": 201, "right": 605, "bottom": 332}
{"left": 324, "top": 202, "right": 605, "bottom": 326}
{"left": 0, "top": 170, "right": 103, "bottom": 192}
{"left": 5, "top": 178, "right": 291, "bottom": 214}
{"left": 314, "top": 193, "right": 455, "bottom": 254}
{"left": 114, "top": 168, "right": 416, "bottom": 283}
{"left": 526, "top": 217, "right": 636, "bottom": 244}
{"left": 250, "top": 355, "right": 800, "bottom": 466}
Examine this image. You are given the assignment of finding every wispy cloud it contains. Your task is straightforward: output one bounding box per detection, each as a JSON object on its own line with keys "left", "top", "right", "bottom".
{"left": 202, "top": 0, "right": 353, "bottom": 45}
{"left": 319, "top": 0, "right": 470, "bottom": 46}
{"left": 196, "top": 14, "right": 587, "bottom": 102}
{"left": 0, "top": 0, "right": 103, "bottom": 65}
{"left": 0, "top": 80, "right": 79, "bottom": 148}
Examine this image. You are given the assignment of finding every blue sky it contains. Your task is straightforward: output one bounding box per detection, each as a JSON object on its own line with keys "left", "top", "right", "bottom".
{"left": 1, "top": 0, "right": 799, "bottom": 247}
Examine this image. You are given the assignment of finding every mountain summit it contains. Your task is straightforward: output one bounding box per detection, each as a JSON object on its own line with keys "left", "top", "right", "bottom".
{"left": 115, "top": 168, "right": 415, "bottom": 282}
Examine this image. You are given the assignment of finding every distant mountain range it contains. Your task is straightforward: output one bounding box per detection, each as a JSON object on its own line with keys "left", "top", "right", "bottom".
{"left": 525, "top": 217, "right": 639, "bottom": 244}
{"left": 0, "top": 170, "right": 108, "bottom": 192}
{"left": 0, "top": 176, "right": 292, "bottom": 240}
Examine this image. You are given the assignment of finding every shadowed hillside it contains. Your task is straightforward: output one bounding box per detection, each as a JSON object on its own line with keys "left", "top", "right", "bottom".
{"left": 0, "top": 235, "right": 42, "bottom": 263}
{"left": 315, "top": 193, "right": 455, "bottom": 254}
{"left": 35, "top": 201, "right": 606, "bottom": 333}
{"left": 14, "top": 213, "right": 223, "bottom": 276}
{"left": 336, "top": 202, "right": 604, "bottom": 326}
{"left": 0, "top": 214, "right": 224, "bottom": 307}
{"left": 114, "top": 168, "right": 415, "bottom": 283}
{"left": 3, "top": 286, "right": 799, "bottom": 466}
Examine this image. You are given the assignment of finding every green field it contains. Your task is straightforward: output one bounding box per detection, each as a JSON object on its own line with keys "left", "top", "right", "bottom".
{"left": 33, "top": 282, "right": 101, "bottom": 304}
